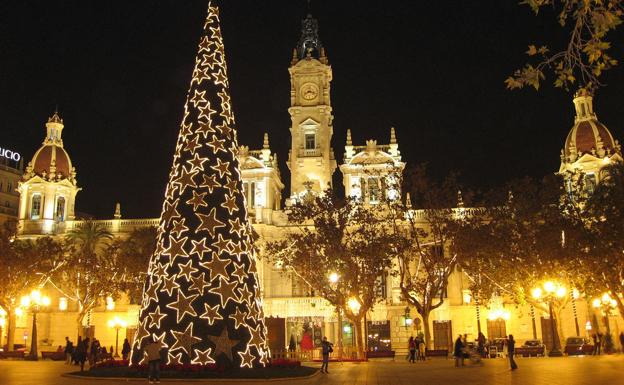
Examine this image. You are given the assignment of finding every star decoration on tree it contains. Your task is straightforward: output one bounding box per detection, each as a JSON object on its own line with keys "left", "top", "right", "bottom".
{"left": 131, "top": 2, "right": 267, "bottom": 367}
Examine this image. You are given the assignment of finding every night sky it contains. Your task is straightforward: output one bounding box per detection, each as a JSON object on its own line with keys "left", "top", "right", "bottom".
{"left": 2, "top": 1, "right": 624, "bottom": 219}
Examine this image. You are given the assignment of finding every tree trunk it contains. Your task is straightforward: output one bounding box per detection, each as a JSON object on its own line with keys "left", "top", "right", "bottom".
{"left": 7, "top": 310, "right": 15, "bottom": 351}
{"left": 422, "top": 312, "right": 432, "bottom": 350}
{"left": 555, "top": 307, "right": 566, "bottom": 348}
{"left": 76, "top": 312, "right": 86, "bottom": 339}
{"left": 353, "top": 316, "right": 365, "bottom": 359}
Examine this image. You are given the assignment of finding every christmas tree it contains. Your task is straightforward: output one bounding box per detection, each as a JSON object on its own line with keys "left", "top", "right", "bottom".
{"left": 130, "top": 2, "right": 268, "bottom": 368}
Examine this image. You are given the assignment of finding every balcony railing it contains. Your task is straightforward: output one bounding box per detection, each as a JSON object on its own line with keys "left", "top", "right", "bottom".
{"left": 298, "top": 148, "right": 321, "bottom": 157}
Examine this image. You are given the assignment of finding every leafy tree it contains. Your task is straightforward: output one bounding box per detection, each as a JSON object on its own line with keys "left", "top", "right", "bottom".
{"left": 451, "top": 175, "right": 581, "bottom": 344}
{"left": 381, "top": 166, "right": 466, "bottom": 349}
{"left": 0, "top": 221, "right": 61, "bottom": 350}
{"left": 265, "top": 190, "right": 395, "bottom": 358}
{"left": 506, "top": 0, "right": 622, "bottom": 90}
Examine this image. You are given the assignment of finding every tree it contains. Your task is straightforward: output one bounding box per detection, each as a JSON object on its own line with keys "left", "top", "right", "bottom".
{"left": 0, "top": 221, "right": 61, "bottom": 350}
{"left": 47, "top": 221, "right": 119, "bottom": 337}
{"left": 506, "top": 0, "right": 623, "bottom": 91}
{"left": 265, "top": 190, "right": 396, "bottom": 358}
{"left": 451, "top": 175, "right": 581, "bottom": 344}
{"left": 381, "top": 166, "right": 465, "bottom": 349}
{"left": 579, "top": 162, "right": 624, "bottom": 322}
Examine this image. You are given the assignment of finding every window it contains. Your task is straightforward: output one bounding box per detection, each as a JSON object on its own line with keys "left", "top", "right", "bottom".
{"left": 0, "top": 181, "right": 3, "bottom": 191}
{"left": 584, "top": 173, "right": 596, "bottom": 194}
{"left": 305, "top": 133, "right": 315, "bottom": 150}
{"left": 55, "top": 196, "right": 66, "bottom": 222}
{"left": 7, "top": 182, "right": 12, "bottom": 193}
{"left": 367, "top": 177, "right": 381, "bottom": 203}
{"left": 367, "top": 320, "right": 392, "bottom": 352}
{"left": 375, "top": 272, "right": 387, "bottom": 299}
{"left": 31, "top": 194, "right": 42, "bottom": 219}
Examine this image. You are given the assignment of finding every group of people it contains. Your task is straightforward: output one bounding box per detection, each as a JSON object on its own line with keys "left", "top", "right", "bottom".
{"left": 454, "top": 333, "right": 517, "bottom": 370}
{"left": 407, "top": 336, "right": 426, "bottom": 362}
{"left": 63, "top": 336, "right": 132, "bottom": 371}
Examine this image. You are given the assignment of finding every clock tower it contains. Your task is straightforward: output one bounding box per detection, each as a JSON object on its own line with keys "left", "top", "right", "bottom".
{"left": 287, "top": 13, "right": 336, "bottom": 199}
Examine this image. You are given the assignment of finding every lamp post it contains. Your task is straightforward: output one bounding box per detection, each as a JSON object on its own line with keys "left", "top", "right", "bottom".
{"left": 108, "top": 316, "right": 127, "bottom": 358}
{"left": 20, "top": 290, "right": 51, "bottom": 361}
{"left": 531, "top": 281, "right": 565, "bottom": 357}
{"left": 328, "top": 272, "right": 342, "bottom": 360}
{"left": 592, "top": 293, "right": 617, "bottom": 336}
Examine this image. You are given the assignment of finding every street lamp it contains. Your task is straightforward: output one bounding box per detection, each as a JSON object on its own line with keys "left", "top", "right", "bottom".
{"left": 108, "top": 316, "right": 128, "bottom": 358}
{"left": 592, "top": 293, "right": 618, "bottom": 336}
{"left": 532, "top": 281, "right": 565, "bottom": 357}
{"left": 20, "top": 289, "right": 50, "bottom": 360}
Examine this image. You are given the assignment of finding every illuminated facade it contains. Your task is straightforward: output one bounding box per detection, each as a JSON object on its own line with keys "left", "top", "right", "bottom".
{"left": 8, "top": 13, "right": 624, "bottom": 358}
{"left": 0, "top": 154, "right": 22, "bottom": 224}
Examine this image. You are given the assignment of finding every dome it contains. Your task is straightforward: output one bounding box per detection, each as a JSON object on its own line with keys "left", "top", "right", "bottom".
{"left": 31, "top": 144, "right": 73, "bottom": 178}
{"left": 562, "top": 90, "right": 620, "bottom": 162}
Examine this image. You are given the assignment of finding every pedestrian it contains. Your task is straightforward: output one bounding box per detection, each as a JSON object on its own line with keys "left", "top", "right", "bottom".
{"left": 418, "top": 338, "right": 426, "bottom": 361}
{"left": 122, "top": 338, "right": 131, "bottom": 360}
{"left": 477, "top": 332, "right": 486, "bottom": 357}
{"left": 89, "top": 338, "right": 100, "bottom": 366}
{"left": 64, "top": 336, "right": 73, "bottom": 365}
{"left": 144, "top": 336, "right": 163, "bottom": 384}
{"left": 508, "top": 335, "right": 518, "bottom": 370}
{"left": 596, "top": 333, "right": 603, "bottom": 355}
{"left": 408, "top": 336, "right": 416, "bottom": 363}
{"left": 75, "top": 336, "right": 87, "bottom": 372}
{"left": 320, "top": 336, "right": 333, "bottom": 374}
{"left": 619, "top": 332, "right": 624, "bottom": 353}
{"left": 592, "top": 334, "right": 598, "bottom": 355}
{"left": 454, "top": 334, "right": 464, "bottom": 367}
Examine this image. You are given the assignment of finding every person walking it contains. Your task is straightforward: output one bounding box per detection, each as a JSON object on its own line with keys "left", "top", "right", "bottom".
{"left": 418, "top": 338, "right": 426, "bottom": 361}
{"left": 592, "top": 334, "right": 598, "bottom": 355}
{"left": 454, "top": 335, "right": 464, "bottom": 367}
{"left": 64, "top": 337, "right": 73, "bottom": 365}
{"left": 320, "top": 336, "right": 333, "bottom": 374}
{"left": 596, "top": 333, "right": 603, "bottom": 355}
{"left": 619, "top": 332, "right": 624, "bottom": 353}
{"left": 508, "top": 335, "right": 518, "bottom": 370}
{"left": 75, "top": 336, "right": 87, "bottom": 372}
{"left": 144, "top": 336, "right": 163, "bottom": 384}
{"left": 408, "top": 336, "right": 416, "bottom": 363}
{"left": 122, "top": 338, "right": 131, "bottom": 360}
{"left": 477, "top": 332, "right": 486, "bottom": 357}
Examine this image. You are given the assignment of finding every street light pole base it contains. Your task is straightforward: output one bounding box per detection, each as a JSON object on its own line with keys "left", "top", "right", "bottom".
{"left": 548, "top": 350, "right": 563, "bottom": 357}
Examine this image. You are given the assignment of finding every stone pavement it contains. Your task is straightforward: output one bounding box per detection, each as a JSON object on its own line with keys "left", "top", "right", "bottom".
{"left": 0, "top": 355, "right": 622, "bottom": 385}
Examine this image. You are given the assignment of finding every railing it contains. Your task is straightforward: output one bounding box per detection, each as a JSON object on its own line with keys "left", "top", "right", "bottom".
{"left": 352, "top": 144, "right": 392, "bottom": 152}
{"left": 19, "top": 218, "right": 160, "bottom": 235}
{"left": 298, "top": 148, "right": 321, "bottom": 157}
{"left": 0, "top": 206, "right": 17, "bottom": 216}
{"left": 270, "top": 346, "right": 360, "bottom": 361}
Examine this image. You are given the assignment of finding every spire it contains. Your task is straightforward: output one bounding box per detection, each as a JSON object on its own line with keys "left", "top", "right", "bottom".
{"left": 405, "top": 192, "right": 413, "bottom": 209}
{"left": 131, "top": 2, "right": 268, "bottom": 368}
{"left": 457, "top": 190, "right": 464, "bottom": 208}
{"left": 573, "top": 88, "right": 596, "bottom": 122}
{"left": 346, "top": 129, "right": 352, "bottom": 146}
{"left": 390, "top": 127, "right": 397, "bottom": 144}
{"left": 263, "top": 133, "right": 270, "bottom": 149}
{"left": 114, "top": 203, "right": 122, "bottom": 219}
{"left": 45, "top": 110, "right": 65, "bottom": 145}
{"left": 295, "top": 12, "right": 323, "bottom": 60}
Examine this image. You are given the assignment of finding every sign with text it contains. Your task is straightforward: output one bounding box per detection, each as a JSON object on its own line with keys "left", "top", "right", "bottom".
{"left": 0, "top": 147, "right": 21, "bottom": 162}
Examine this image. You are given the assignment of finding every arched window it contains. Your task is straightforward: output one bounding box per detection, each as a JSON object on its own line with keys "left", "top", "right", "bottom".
{"left": 55, "top": 196, "right": 66, "bottom": 222}
{"left": 30, "top": 194, "right": 42, "bottom": 219}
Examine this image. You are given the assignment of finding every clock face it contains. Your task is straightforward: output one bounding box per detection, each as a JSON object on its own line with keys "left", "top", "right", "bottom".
{"left": 301, "top": 83, "right": 319, "bottom": 101}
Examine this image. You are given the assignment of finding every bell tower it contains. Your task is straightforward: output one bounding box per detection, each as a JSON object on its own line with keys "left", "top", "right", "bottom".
{"left": 287, "top": 13, "right": 336, "bottom": 199}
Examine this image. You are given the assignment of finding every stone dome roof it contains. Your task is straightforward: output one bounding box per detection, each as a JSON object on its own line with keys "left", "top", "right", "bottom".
{"left": 562, "top": 89, "right": 621, "bottom": 163}
{"left": 24, "top": 112, "right": 76, "bottom": 182}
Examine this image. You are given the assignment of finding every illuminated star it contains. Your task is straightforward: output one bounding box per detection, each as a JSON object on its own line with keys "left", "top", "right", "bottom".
{"left": 200, "top": 252, "right": 231, "bottom": 280}
{"left": 231, "top": 263, "right": 248, "bottom": 283}
{"left": 223, "top": 177, "right": 238, "bottom": 195}
{"left": 184, "top": 135, "right": 202, "bottom": 154}
{"left": 148, "top": 306, "right": 167, "bottom": 329}
{"left": 190, "top": 89, "right": 207, "bottom": 108}
{"left": 192, "top": 66, "right": 212, "bottom": 84}
{"left": 213, "top": 234, "right": 232, "bottom": 252}
{"left": 133, "top": 317, "right": 150, "bottom": 348}
{"left": 196, "top": 208, "right": 226, "bottom": 236}
{"left": 171, "top": 323, "right": 202, "bottom": 354}
{"left": 163, "top": 236, "right": 189, "bottom": 260}
{"left": 198, "top": 35, "right": 212, "bottom": 53}
{"left": 167, "top": 352, "right": 184, "bottom": 365}
{"left": 238, "top": 285, "right": 254, "bottom": 306}
{"left": 214, "top": 69, "right": 228, "bottom": 87}
{"left": 221, "top": 194, "right": 238, "bottom": 215}
{"left": 211, "top": 158, "right": 230, "bottom": 178}
{"left": 187, "top": 153, "right": 208, "bottom": 172}
{"left": 166, "top": 289, "right": 199, "bottom": 323}
{"left": 199, "top": 174, "right": 221, "bottom": 193}
{"left": 228, "top": 241, "right": 245, "bottom": 259}
{"left": 209, "top": 276, "right": 240, "bottom": 307}
{"left": 152, "top": 262, "right": 168, "bottom": 280}
{"left": 186, "top": 190, "right": 208, "bottom": 211}
{"left": 207, "top": 135, "right": 227, "bottom": 154}
{"left": 160, "top": 275, "right": 180, "bottom": 296}
{"left": 216, "top": 123, "right": 233, "bottom": 139}
{"left": 189, "top": 272, "right": 211, "bottom": 295}
{"left": 180, "top": 122, "right": 194, "bottom": 139}
{"left": 208, "top": 326, "right": 239, "bottom": 362}
{"left": 153, "top": 331, "right": 169, "bottom": 349}
{"left": 201, "top": 53, "right": 224, "bottom": 70}
{"left": 210, "top": 26, "right": 223, "bottom": 41}
{"left": 218, "top": 90, "right": 231, "bottom": 107}
{"left": 228, "top": 218, "right": 245, "bottom": 237}
{"left": 190, "top": 238, "right": 211, "bottom": 257}
{"left": 238, "top": 346, "right": 255, "bottom": 368}
{"left": 192, "top": 348, "right": 215, "bottom": 365}
{"left": 229, "top": 307, "right": 248, "bottom": 329}
{"left": 200, "top": 303, "right": 223, "bottom": 325}
{"left": 177, "top": 259, "right": 199, "bottom": 281}
{"left": 172, "top": 165, "right": 199, "bottom": 193}
{"left": 161, "top": 199, "right": 181, "bottom": 228}
{"left": 198, "top": 101, "right": 217, "bottom": 123}
{"left": 171, "top": 219, "right": 189, "bottom": 238}
{"left": 248, "top": 324, "right": 265, "bottom": 348}
{"left": 196, "top": 121, "right": 215, "bottom": 138}
{"left": 143, "top": 279, "right": 159, "bottom": 306}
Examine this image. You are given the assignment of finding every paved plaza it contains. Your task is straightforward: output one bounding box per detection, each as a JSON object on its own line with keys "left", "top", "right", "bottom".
{"left": 0, "top": 355, "right": 622, "bottom": 385}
